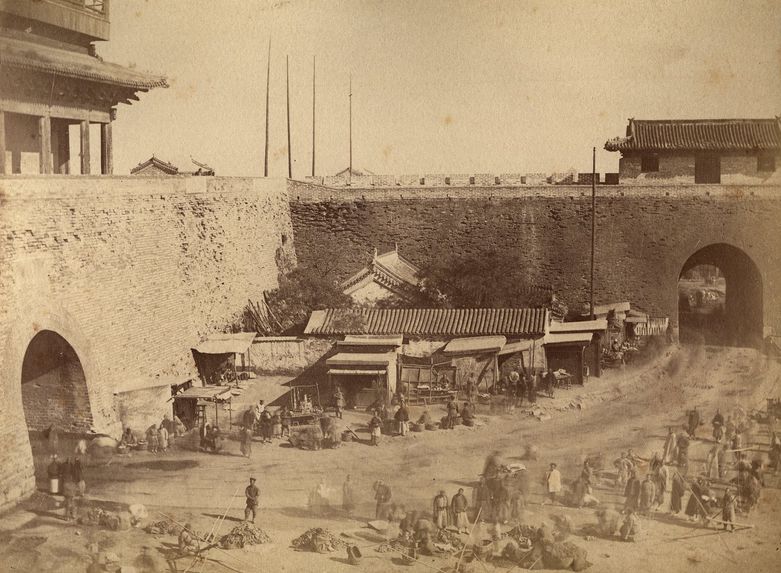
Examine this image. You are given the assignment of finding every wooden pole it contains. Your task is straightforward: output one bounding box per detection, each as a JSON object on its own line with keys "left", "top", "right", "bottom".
{"left": 38, "top": 115, "right": 52, "bottom": 174}
{"left": 311, "top": 55, "right": 316, "bottom": 177}
{"left": 80, "top": 120, "right": 90, "bottom": 174}
{"left": 263, "top": 38, "right": 271, "bottom": 177}
{"left": 100, "top": 121, "right": 113, "bottom": 174}
{"left": 589, "top": 146, "right": 596, "bottom": 319}
{"left": 0, "top": 110, "right": 7, "bottom": 175}
{"left": 286, "top": 54, "right": 292, "bottom": 179}
{"left": 348, "top": 74, "right": 352, "bottom": 183}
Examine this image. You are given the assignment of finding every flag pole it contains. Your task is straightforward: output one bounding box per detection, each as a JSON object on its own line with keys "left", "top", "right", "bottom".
{"left": 311, "top": 55, "right": 316, "bottom": 177}
{"left": 263, "top": 38, "right": 271, "bottom": 177}
{"left": 348, "top": 74, "right": 353, "bottom": 185}
{"left": 286, "top": 55, "right": 292, "bottom": 179}
{"left": 590, "top": 146, "right": 596, "bottom": 320}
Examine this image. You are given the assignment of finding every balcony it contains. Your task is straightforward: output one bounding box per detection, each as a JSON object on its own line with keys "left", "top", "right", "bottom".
{"left": 0, "top": 0, "right": 110, "bottom": 41}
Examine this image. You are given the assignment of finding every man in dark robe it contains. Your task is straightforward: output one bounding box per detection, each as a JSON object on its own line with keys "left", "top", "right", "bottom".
{"left": 244, "top": 477, "right": 260, "bottom": 522}
{"left": 687, "top": 408, "right": 700, "bottom": 438}
{"left": 433, "top": 490, "right": 449, "bottom": 529}
{"left": 670, "top": 471, "right": 685, "bottom": 514}
{"left": 374, "top": 480, "right": 392, "bottom": 520}
{"left": 639, "top": 474, "right": 656, "bottom": 516}
{"left": 451, "top": 488, "right": 469, "bottom": 533}
{"left": 445, "top": 397, "right": 459, "bottom": 429}
{"left": 624, "top": 471, "right": 641, "bottom": 512}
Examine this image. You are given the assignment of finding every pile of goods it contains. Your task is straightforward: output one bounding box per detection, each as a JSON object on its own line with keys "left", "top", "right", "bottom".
{"left": 291, "top": 528, "right": 346, "bottom": 553}
{"left": 434, "top": 528, "right": 464, "bottom": 550}
{"left": 144, "top": 519, "right": 181, "bottom": 535}
{"left": 78, "top": 508, "right": 129, "bottom": 531}
{"left": 503, "top": 524, "right": 536, "bottom": 550}
{"left": 220, "top": 522, "right": 271, "bottom": 549}
{"left": 375, "top": 538, "right": 408, "bottom": 553}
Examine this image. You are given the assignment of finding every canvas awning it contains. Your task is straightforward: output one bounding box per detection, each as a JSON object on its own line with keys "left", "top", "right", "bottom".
{"left": 193, "top": 332, "right": 256, "bottom": 355}
{"left": 326, "top": 352, "right": 395, "bottom": 367}
{"left": 114, "top": 375, "right": 192, "bottom": 394}
{"left": 173, "top": 385, "right": 233, "bottom": 401}
{"left": 338, "top": 335, "right": 404, "bottom": 347}
{"left": 442, "top": 336, "right": 507, "bottom": 354}
{"left": 544, "top": 332, "right": 594, "bottom": 346}
{"left": 328, "top": 369, "right": 387, "bottom": 376}
{"left": 550, "top": 319, "right": 608, "bottom": 333}
{"left": 497, "top": 339, "right": 535, "bottom": 356}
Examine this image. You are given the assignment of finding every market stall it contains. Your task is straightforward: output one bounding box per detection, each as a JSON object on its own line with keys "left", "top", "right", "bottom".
{"left": 192, "top": 332, "right": 256, "bottom": 386}
{"left": 172, "top": 385, "right": 234, "bottom": 431}
{"left": 543, "top": 332, "right": 594, "bottom": 385}
{"left": 325, "top": 352, "right": 397, "bottom": 409}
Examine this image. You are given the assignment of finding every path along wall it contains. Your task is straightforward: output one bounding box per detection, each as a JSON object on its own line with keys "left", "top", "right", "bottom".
{"left": 289, "top": 180, "right": 781, "bottom": 338}
{"left": 0, "top": 175, "right": 294, "bottom": 509}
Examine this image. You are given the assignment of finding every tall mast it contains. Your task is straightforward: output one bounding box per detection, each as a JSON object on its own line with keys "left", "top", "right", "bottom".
{"left": 311, "top": 55, "right": 316, "bottom": 177}
{"left": 349, "top": 74, "right": 353, "bottom": 182}
{"left": 286, "top": 55, "right": 292, "bottom": 179}
{"left": 263, "top": 38, "right": 271, "bottom": 177}
{"left": 590, "top": 146, "right": 596, "bottom": 319}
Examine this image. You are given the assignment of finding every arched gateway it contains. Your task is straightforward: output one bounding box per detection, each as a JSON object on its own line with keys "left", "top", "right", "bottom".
{"left": 678, "top": 243, "right": 763, "bottom": 346}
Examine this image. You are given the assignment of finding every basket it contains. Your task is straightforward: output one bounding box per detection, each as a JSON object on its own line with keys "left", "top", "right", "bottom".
{"left": 425, "top": 423, "right": 438, "bottom": 431}
{"left": 412, "top": 423, "right": 424, "bottom": 432}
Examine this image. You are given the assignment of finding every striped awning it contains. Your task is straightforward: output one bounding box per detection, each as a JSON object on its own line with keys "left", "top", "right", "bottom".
{"left": 305, "top": 308, "right": 548, "bottom": 337}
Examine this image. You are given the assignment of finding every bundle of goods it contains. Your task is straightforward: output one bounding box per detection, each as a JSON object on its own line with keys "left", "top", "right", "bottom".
{"left": 144, "top": 519, "right": 180, "bottom": 535}
{"left": 220, "top": 522, "right": 271, "bottom": 549}
{"left": 375, "top": 538, "right": 408, "bottom": 553}
{"left": 291, "top": 528, "right": 346, "bottom": 553}
{"left": 78, "top": 508, "right": 129, "bottom": 531}
{"left": 434, "top": 528, "right": 464, "bottom": 550}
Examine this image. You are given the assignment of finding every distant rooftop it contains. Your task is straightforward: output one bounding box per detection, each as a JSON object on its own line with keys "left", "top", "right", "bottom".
{"left": 605, "top": 118, "right": 781, "bottom": 153}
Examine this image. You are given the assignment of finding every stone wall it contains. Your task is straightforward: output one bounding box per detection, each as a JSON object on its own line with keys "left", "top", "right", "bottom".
{"left": 0, "top": 175, "right": 294, "bottom": 509}
{"left": 619, "top": 153, "right": 781, "bottom": 184}
{"left": 288, "top": 179, "right": 781, "bottom": 339}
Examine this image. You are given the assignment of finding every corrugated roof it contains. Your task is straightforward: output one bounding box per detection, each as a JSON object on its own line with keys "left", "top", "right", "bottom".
{"left": 305, "top": 308, "right": 548, "bottom": 336}
{"left": 0, "top": 36, "right": 168, "bottom": 90}
{"left": 193, "top": 332, "right": 256, "bottom": 355}
{"left": 550, "top": 319, "right": 608, "bottom": 333}
{"left": 544, "top": 332, "right": 594, "bottom": 346}
{"left": 604, "top": 118, "right": 781, "bottom": 152}
{"left": 339, "top": 335, "right": 404, "bottom": 347}
{"left": 326, "top": 352, "right": 396, "bottom": 366}
{"left": 443, "top": 335, "right": 507, "bottom": 354}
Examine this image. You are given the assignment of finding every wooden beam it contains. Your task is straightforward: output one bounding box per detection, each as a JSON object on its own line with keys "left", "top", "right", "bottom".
{"left": 38, "top": 115, "right": 52, "bottom": 174}
{"left": 100, "top": 121, "right": 113, "bottom": 175}
{"left": 80, "top": 120, "right": 90, "bottom": 174}
{"left": 0, "top": 98, "right": 111, "bottom": 123}
{"left": 0, "top": 110, "right": 6, "bottom": 175}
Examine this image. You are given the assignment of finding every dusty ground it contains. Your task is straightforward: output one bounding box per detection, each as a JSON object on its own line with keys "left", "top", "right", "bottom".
{"left": 2, "top": 344, "right": 780, "bottom": 573}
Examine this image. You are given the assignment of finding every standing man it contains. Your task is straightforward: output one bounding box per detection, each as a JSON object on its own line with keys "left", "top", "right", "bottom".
{"left": 369, "top": 410, "right": 383, "bottom": 446}
{"left": 451, "top": 488, "right": 469, "bottom": 533}
{"left": 624, "top": 470, "right": 641, "bottom": 512}
{"left": 334, "top": 386, "right": 345, "bottom": 419}
{"left": 614, "top": 452, "right": 634, "bottom": 488}
{"left": 663, "top": 427, "right": 678, "bottom": 464}
{"left": 543, "top": 463, "right": 562, "bottom": 506}
{"left": 432, "top": 490, "right": 449, "bottom": 529}
{"left": 639, "top": 474, "right": 656, "bottom": 516}
{"left": 446, "top": 396, "right": 459, "bottom": 429}
{"left": 721, "top": 487, "right": 736, "bottom": 532}
{"left": 395, "top": 400, "right": 410, "bottom": 436}
{"left": 374, "top": 480, "right": 392, "bottom": 520}
{"left": 244, "top": 477, "right": 259, "bottom": 523}
{"left": 342, "top": 475, "right": 355, "bottom": 516}
{"left": 687, "top": 407, "right": 700, "bottom": 438}
{"left": 465, "top": 374, "right": 477, "bottom": 405}
{"left": 670, "top": 470, "right": 686, "bottom": 515}
{"left": 712, "top": 409, "right": 725, "bottom": 443}
{"left": 677, "top": 433, "right": 690, "bottom": 475}
{"left": 240, "top": 425, "right": 253, "bottom": 458}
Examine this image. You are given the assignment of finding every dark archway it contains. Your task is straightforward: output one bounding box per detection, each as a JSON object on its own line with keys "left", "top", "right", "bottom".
{"left": 678, "top": 244, "right": 763, "bottom": 346}
{"left": 21, "top": 330, "right": 94, "bottom": 432}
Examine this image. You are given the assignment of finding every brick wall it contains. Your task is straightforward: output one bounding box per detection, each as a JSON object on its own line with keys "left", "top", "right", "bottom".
{"left": 288, "top": 179, "right": 781, "bottom": 339}
{"left": 115, "top": 385, "right": 174, "bottom": 435}
{"left": 0, "top": 175, "right": 294, "bottom": 509}
{"left": 619, "top": 152, "right": 781, "bottom": 184}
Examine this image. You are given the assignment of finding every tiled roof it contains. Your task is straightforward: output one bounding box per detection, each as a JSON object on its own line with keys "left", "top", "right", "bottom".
{"left": 304, "top": 308, "right": 548, "bottom": 336}
{"left": 0, "top": 36, "right": 168, "bottom": 90}
{"left": 341, "top": 249, "right": 422, "bottom": 298}
{"left": 130, "top": 156, "right": 179, "bottom": 175}
{"left": 604, "top": 118, "right": 781, "bottom": 152}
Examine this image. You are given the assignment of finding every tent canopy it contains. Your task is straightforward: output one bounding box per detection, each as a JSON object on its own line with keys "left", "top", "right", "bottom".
{"left": 442, "top": 335, "right": 507, "bottom": 355}
{"left": 497, "top": 339, "right": 535, "bottom": 356}
{"left": 193, "top": 332, "right": 256, "bottom": 355}
{"left": 174, "top": 385, "right": 233, "bottom": 401}
{"left": 326, "top": 352, "right": 395, "bottom": 367}
{"left": 550, "top": 319, "right": 608, "bottom": 333}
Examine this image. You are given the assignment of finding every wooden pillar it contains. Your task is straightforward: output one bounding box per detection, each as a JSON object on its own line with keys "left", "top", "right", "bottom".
{"left": 100, "top": 121, "right": 113, "bottom": 175}
{"left": 38, "top": 115, "right": 52, "bottom": 174}
{"left": 52, "top": 120, "right": 71, "bottom": 174}
{"left": 80, "top": 120, "right": 90, "bottom": 174}
{"left": 0, "top": 110, "right": 6, "bottom": 175}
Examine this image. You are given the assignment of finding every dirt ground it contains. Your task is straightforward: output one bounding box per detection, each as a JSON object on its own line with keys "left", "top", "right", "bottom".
{"left": 2, "top": 343, "right": 780, "bottom": 573}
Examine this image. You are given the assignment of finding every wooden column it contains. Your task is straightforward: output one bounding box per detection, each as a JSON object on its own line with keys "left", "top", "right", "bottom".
{"left": 38, "top": 115, "right": 53, "bottom": 174}
{"left": 0, "top": 110, "right": 6, "bottom": 175}
{"left": 52, "top": 119, "right": 70, "bottom": 174}
{"left": 80, "top": 120, "right": 90, "bottom": 174}
{"left": 100, "top": 121, "right": 113, "bottom": 175}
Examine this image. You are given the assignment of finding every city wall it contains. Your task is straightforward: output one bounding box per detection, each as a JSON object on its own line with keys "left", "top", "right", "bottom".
{"left": 0, "top": 175, "right": 294, "bottom": 509}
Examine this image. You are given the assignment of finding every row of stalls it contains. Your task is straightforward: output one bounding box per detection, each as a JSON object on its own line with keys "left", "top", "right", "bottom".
{"left": 306, "top": 308, "right": 613, "bottom": 408}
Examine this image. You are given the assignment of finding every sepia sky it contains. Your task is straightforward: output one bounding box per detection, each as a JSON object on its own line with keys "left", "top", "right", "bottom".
{"left": 100, "top": 0, "right": 781, "bottom": 178}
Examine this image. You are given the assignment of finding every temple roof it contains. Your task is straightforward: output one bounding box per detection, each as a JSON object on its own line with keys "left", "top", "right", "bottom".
{"left": 0, "top": 35, "right": 167, "bottom": 90}
{"left": 605, "top": 118, "right": 781, "bottom": 153}
{"left": 341, "top": 248, "right": 421, "bottom": 297}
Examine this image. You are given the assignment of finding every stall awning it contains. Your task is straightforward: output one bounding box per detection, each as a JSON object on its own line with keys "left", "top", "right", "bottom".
{"left": 442, "top": 336, "right": 507, "bottom": 354}
{"left": 174, "top": 385, "right": 233, "bottom": 401}
{"left": 328, "top": 369, "right": 387, "bottom": 376}
{"left": 326, "top": 352, "right": 396, "bottom": 367}
{"left": 193, "top": 332, "right": 256, "bottom": 355}
{"left": 338, "top": 335, "right": 404, "bottom": 347}
{"left": 544, "top": 332, "right": 594, "bottom": 346}
{"left": 114, "top": 376, "right": 191, "bottom": 394}
{"left": 498, "top": 339, "right": 534, "bottom": 356}
{"left": 550, "top": 319, "right": 608, "bottom": 333}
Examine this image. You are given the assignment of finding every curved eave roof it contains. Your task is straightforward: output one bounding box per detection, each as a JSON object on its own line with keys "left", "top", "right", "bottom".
{"left": 0, "top": 36, "right": 168, "bottom": 90}
{"left": 605, "top": 118, "right": 781, "bottom": 153}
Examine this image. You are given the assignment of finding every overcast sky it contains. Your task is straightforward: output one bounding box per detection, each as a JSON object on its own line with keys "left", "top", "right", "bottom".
{"left": 100, "top": 0, "right": 781, "bottom": 178}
